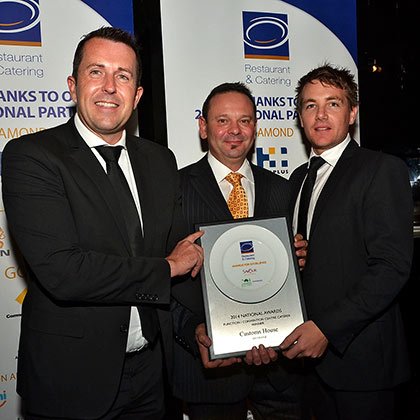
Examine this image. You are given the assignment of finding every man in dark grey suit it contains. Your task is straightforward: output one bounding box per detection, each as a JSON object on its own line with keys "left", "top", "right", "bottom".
{"left": 280, "top": 64, "right": 413, "bottom": 420}
{"left": 171, "top": 82, "right": 306, "bottom": 420}
{"left": 1, "top": 27, "right": 203, "bottom": 420}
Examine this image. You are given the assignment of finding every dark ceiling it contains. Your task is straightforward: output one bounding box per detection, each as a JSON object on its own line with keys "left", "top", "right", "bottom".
{"left": 357, "top": 0, "right": 416, "bottom": 154}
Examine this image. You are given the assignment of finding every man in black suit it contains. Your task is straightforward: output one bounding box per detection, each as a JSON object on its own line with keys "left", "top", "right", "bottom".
{"left": 171, "top": 82, "right": 306, "bottom": 420}
{"left": 280, "top": 64, "right": 413, "bottom": 420}
{"left": 1, "top": 27, "right": 203, "bottom": 420}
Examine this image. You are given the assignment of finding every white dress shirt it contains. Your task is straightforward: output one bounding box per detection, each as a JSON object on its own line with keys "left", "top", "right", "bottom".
{"left": 293, "top": 135, "right": 353, "bottom": 238}
{"left": 207, "top": 152, "right": 255, "bottom": 216}
{"left": 74, "top": 113, "right": 147, "bottom": 352}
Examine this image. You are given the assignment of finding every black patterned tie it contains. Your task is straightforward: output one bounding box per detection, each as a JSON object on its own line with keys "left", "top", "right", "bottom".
{"left": 95, "top": 145, "right": 158, "bottom": 343}
{"left": 297, "top": 156, "right": 325, "bottom": 240}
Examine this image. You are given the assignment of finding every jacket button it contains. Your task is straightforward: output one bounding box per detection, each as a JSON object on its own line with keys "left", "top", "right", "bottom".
{"left": 120, "top": 324, "right": 128, "bottom": 333}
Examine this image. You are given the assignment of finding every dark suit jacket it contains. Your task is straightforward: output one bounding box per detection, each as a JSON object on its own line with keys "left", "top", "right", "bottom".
{"left": 290, "top": 140, "right": 413, "bottom": 390}
{"left": 1, "top": 119, "right": 185, "bottom": 418}
{"left": 171, "top": 155, "right": 302, "bottom": 403}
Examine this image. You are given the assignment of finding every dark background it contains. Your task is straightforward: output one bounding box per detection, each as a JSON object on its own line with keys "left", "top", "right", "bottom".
{"left": 132, "top": 1, "right": 419, "bottom": 417}
{"left": 357, "top": 2, "right": 419, "bottom": 418}
{"left": 133, "top": 0, "right": 417, "bottom": 153}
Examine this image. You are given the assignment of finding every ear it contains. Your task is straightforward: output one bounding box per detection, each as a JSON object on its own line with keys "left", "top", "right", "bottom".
{"left": 299, "top": 113, "right": 304, "bottom": 127}
{"left": 198, "top": 116, "right": 208, "bottom": 139}
{"left": 133, "top": 86, "right": 144, "bottom": 110}
{"left": 67, "top": 76, "right": 77, "bottom": 104}
{"left": 349, "top": 106, "right": 358, "bottom": 125}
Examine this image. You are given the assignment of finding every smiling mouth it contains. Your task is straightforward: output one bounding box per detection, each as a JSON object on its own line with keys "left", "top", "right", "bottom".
{"left": 95, "top": 101, "right": 118, "bottom": 108}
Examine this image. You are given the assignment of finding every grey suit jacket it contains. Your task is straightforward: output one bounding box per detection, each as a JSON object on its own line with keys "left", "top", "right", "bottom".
{"left": 290, "top": 140, "right": 413, "bottom": 390}
{"left": 171, "top": 155, "right": 302, "bottom": 403}
{"left": 1, "top": 118, "right": 185, "bottom": 418}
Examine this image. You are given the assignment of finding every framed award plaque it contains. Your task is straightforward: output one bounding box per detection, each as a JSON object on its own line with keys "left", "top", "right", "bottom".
{"left": 197, "top": 216, "right": 306, "bottom": 360}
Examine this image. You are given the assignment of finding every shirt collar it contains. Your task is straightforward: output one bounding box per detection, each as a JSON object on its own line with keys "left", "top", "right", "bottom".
{"left": 207, "top": 151, "right": 254, "bottom": 184}
{"left": 309, "top": 134, "right": 353, "bottom": 168}
{"left": 74, "top": 113, "right": 127, "bottom": 148}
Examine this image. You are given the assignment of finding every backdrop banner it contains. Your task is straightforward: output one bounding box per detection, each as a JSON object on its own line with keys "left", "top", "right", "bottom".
{"left": 160, "top": 2, "right": 357, "bottom": 418}
{"left": 0, "top": 1, "right": 133, "bottom": 417}
{"left": 160, "top": 0, "right": 358, "bottom": 173}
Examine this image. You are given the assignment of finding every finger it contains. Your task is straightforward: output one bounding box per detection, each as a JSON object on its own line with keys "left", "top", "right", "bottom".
{"left": 206, "top": 360, "right": 222, "bottom": 368}
{"left": 294, "top": 241, "right": 308, "bottom": 251}
{"left": 191, "top": 264, "right": 202, "bottom": 278}
{"left": 187, "top": 230, "right": 204, "bottom": 242}
{"left": 197, "top": 334, "right": 211, "bottom": 347}
{"left": 281, "top": 340, "right": 300, "bottom": 359}
{"left": 258, "top": 345, "right": 270, "bottom": 364}
{"left": 219, "top": 357, "right": 241, "bottom": 367}
{"left": 244, "top": 351, "right": 253, "bottom": 365}
{"left": 294, "top": 233, "right": 304, "bottom": 242}
{"left": 280, "top": 334, "right": 300, "bottom": 351}
{"left": 281, "top": 348, "right": 298, "bottom": 359}
{"left": 251, "top": 346, "right": 262, "bottom": 365}
{"left": 194, "top": 244, "right": 204, "bottom": 260}
{"left": 192, "top": 252, "right": 204, "bottom": 276}
{"left": 267, "top": 347, "right": 278, "bottom": 361}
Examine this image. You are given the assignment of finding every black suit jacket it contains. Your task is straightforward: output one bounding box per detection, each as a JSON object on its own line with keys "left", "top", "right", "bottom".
{"left": 1, "top": 119, "right": 185, "bottom": 418}
{"left": 171, "top": 155, "right": 302, "bottom": 403}
{"left": 290, "top": 140, "right": 413, "bottom": 390}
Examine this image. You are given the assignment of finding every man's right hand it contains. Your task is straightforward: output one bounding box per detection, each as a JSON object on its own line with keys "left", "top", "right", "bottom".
{"left": 166, "top": 231, "right": 204, "bottom": 278}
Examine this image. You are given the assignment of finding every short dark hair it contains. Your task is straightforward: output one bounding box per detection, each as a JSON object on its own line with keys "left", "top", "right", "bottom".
{"left": 202, "top": 82, "right": 256, "bottom": 120}
{"left": 72, "top": 26, "right": 142, "bottom": 87}
{"left": 295, "top": 64, "right": 358, "bottom": 113}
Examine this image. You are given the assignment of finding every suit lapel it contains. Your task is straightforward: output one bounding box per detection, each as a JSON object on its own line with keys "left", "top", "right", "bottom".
{"left": 189, "top": 157, "right": 233, "bottom": 221}
{"left": 66, "top": 120, "right": 132, "bottom": 255}
{"left": 310, "top": 140, "right": 358, "bottom": 237}
{"left": 252, "top": 163, "right": 271, "bottom": 217}
{"left": 126, "top": 136, "right": 156, "bottom": 255}
{"left": 290, "top": 164, "right": 307, "bottom": 215}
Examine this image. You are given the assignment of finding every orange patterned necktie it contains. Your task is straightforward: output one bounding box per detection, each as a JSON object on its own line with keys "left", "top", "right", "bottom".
{"left": 225, "top": 172, "right": 249, "bottom": 219}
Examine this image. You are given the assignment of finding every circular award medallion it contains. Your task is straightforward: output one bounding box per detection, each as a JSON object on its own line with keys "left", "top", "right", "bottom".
{"left": 208, "top": 224, "right": 289, "bottom": 303}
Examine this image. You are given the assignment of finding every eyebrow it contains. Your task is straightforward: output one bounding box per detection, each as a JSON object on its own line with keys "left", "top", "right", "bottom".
{"left": 303, "top": 95, "right": 344, "bottom": 104}
{"left": 325, "top": 95, "right": 344, "bottom": 102}
{"left": 86, "top": 63, "right": 134, "bottom": 76}
{"left": 213, "top": 113, "right": 254, "bottom": 119}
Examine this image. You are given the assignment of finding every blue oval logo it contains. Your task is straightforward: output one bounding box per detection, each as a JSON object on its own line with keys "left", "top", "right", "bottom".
{"left": 0, "top": 0, "right": 40, "bottom": 34}
{"left": 244, "top": 16, "right": 288, "bottom": 50}
{"left": 240, "top": 241, "right": 254, "bottom": 253}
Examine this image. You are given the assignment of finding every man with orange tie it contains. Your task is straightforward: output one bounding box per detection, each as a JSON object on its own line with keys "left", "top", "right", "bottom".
{"left": 171, "top": 82, "right": 306, "bottom": 420}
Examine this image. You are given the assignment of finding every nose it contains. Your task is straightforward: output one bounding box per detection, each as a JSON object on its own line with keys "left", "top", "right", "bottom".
{"left": 316, "top": 105, "right": 327, "bottom": 120}
{"left": 102, "top": 74, "right": 116, "bottom": 94}
{"left": 228, "top": 121, "right": 240, "bottom": 135}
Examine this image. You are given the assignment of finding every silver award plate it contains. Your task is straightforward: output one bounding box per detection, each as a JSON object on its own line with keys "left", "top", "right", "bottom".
{"left": 197, "top": 216, "right": 306, "bottom": 360}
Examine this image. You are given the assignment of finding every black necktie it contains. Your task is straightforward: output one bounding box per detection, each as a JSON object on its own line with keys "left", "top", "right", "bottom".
{"left": 95, "top": 145, "right": 158, "bottom": 344}
{"left": 95, "top": 145, "right": 143, "bottom": 254}
{"left": 297, "top": 156, "right": 325, "bottom": 240}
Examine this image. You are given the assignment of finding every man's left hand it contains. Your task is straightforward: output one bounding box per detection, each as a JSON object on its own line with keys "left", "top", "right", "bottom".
{"left": 195, "top": 323, "right": 242, "bottom": 368}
